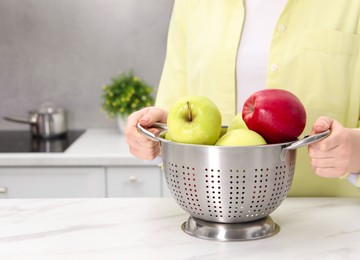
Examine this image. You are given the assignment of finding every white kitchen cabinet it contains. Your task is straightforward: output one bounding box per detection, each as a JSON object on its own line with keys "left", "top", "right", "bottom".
{"left": 0, "top": 167, "right": 106, "bottom": 198}
{"left": 106, "top": 166, "right": 162, "bottom": 197}
{"left": 0, "top": 129, "right": 166, "bottom": 198}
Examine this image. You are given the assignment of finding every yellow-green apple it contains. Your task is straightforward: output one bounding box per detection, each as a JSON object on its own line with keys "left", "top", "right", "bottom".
{"left": 242, "top": 89, "right": 306, "bottom": 144}
{"left": 215, "top": 129, "right": 267, "bottom": 146}
{"left": 227, "top": 112, "right": 248, "bottom": 132}
{"left": 167, "top": 95, "right": 222, "bottom": 145}
{"left": 163, "top": 131, "right": 172, "bottom": 141}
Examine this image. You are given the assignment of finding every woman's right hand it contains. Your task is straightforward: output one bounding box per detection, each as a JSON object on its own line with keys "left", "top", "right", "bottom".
{"left": 125, "top": 106, "right": 168, "bottom": 160}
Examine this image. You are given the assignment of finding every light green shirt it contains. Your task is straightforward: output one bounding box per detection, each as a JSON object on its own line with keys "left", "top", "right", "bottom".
{"left": 155, "top": 0, "right": 360, "bottom": 196}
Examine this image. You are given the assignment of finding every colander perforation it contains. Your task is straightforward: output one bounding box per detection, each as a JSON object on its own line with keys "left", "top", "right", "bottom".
{"left": 204, "top": 170, "right": 222, "bottom": 218}
{"left": 162, "top": 142, "right": 296, "bottom": 223}
{"left": 137, "top": 123, "right": 329, "bottom": 226}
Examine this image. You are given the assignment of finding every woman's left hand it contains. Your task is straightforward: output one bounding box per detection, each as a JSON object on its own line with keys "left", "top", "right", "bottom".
{"left": 308, "top": 116, "right": 360, "bottom": 178}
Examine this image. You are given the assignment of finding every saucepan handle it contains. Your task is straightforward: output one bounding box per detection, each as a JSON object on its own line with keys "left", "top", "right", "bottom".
{"left": 280, "top": 129, "right": 331, "bottom": 161}
{"left": 3, "top": 116, "right": 33, "bottom": 125}
{"left": 137, "top": 122, "right": 168, "bottom": 142}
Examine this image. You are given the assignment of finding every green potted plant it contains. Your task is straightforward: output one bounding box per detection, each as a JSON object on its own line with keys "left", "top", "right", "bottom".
{"left": 101, "top": 70, "right": 155, "bottom": 132}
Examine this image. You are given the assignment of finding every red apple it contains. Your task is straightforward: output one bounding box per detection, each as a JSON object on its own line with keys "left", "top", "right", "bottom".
{"left": 242, "top": 89, "right": 306, "bottom": 144}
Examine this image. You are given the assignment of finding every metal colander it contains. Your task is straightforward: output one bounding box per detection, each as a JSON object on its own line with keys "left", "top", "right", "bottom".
{"left": 138, "top": 123, "right": 329, "bottom": 224}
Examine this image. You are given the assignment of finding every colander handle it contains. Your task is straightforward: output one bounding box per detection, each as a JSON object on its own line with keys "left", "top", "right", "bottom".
{"left": 280, "top": 129, "right": 331, "bottom": 161}
{"left": 137, "top": 122, "right": 168, "bottom": 142}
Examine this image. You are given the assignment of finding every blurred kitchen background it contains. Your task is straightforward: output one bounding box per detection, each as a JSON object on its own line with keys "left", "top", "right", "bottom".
{"left": 0, "top": 0, "right": 174, "bottom": 130}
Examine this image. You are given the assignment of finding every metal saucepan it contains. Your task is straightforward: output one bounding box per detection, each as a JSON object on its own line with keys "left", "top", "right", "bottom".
{"left": 3, "top": 103, "right": 67, "bottom": 139}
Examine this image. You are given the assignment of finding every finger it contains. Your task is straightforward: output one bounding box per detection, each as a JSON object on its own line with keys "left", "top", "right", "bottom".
{"left": 308, "top": 141, "right": 340, "bottom": 156}
{"left": 126, "top": 132, "right": 162, "bottom": 161}
{"left": 126, "top": 133, "right": 159, "bottom": 149}
{"left": 125, "top": 107, "right": 167, "bottom": 161}
{"left": 138, "top": 107, "right": 168, "bottom": 127}
{"left": 309, "top": 145, "right": 351, "bottom": 161}
{"left": 311, "top": 116, "right": 334, "bottom": 134}
{"left": 310, "top": 156, "right": 337, "bottom": 169}
{"left": 309, "top": 148, "right": 351, "bottom": 178}
{"left": 125, "top": 107, "right": 166, "bottom": 143}
{"left": 308, "top": 143, "right": 341, "bottom": 158}
{"left": 312, "top": 166, "right": 346, "bottom": 178}
{"left": 126, "top": 128, "right": 160, "bottom": 157}
{"left": 126, "top": 108, "right": 148, "bottom": 127}
{"left": 129, "top": 145, "right": 161, "bottom": 161}
{"left": 309, "top": 120, "right": 350, "bottom": 152}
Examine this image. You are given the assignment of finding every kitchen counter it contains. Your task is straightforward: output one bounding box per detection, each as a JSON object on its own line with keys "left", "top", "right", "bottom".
{"left": 0, "top": 128, "right": 159, "bottom": 166}
{"left": 0, "top": 197, "right": 359, "bottom": 260}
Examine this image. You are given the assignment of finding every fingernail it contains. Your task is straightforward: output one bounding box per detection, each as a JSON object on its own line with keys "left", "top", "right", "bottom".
{"left": 316, "top": 122, "right": 325, "bottom": 128}
{"left": 140, "top": 115, "right": 150, "bottom": 122}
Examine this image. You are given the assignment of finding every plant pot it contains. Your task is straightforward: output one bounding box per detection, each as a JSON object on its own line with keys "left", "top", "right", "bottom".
{"left": 116, "top": 114, "right": 128, "bottom": 134}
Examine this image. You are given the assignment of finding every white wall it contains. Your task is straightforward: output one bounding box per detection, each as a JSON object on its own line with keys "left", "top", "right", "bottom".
{"left": 0, "top": 0, "right": 174, "bottom": 130}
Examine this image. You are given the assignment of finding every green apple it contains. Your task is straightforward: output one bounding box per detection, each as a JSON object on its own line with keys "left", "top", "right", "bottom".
{"left": 167, "top": 95, "right": 222, "bottom": 145}
{"left": 215, "top": 129, "right": 267, "bottom": 146}
{"left": 164, "top": 131, "right": 172, "bottom": 141}
{"left": 227, "top": 113, "right": 248, "bottom": 132}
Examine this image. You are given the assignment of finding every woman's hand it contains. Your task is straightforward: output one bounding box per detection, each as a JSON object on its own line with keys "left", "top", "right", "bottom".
{"left": 308, "top": 116, "right": 360, "bottom": 178}
{"left": 125, "top": 106, "right": 168, "bottom": 160}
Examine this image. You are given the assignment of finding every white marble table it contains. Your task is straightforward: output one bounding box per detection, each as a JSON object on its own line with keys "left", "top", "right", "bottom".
{"left": 0, "top": 197, "right": 359, "bottom": 260}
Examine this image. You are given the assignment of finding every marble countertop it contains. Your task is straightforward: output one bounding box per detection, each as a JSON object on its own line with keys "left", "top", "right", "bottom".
{"left": 0, "top": 197, "right": 359, "bottom": 260}
{"left": 0, "top": 128, "right": 159, "bottom": 167}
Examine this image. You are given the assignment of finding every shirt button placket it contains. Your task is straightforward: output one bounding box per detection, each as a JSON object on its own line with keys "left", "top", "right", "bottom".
{"left": 277, "top": 24, "right": 286, "bottom": 32}
{"left": 270, "top": 63, "right": 279, "bottom": 72}
{"left": 270, "top": 23, "right": 286, "bottom": 73}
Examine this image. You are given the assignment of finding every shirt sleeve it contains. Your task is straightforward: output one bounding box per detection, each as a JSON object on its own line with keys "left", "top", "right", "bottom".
{"left": 155, "top": 0, "right": 188, "bottom": 112}
{"left": 347, "top": 172, "right": 360, "bottom": 187}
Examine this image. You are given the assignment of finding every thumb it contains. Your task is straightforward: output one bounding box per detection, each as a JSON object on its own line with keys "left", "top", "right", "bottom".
{"left": 312, "top": 116, "right": 333, "bottom": 133}
{"left": 138, "top": 107, "right": 168, "bottom": 127}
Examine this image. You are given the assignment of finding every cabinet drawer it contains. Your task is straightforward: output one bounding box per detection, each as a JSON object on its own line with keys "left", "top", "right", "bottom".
{"left": 107, "top": 166, "right": 162, "bottom": 197}
{"left": 0, "top": 167, "right": 105, "bottom": 198}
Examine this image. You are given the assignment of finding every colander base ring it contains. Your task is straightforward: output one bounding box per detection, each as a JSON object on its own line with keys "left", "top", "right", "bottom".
{"left": 181, "top": 216, "right": 279, "bottom": 241}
